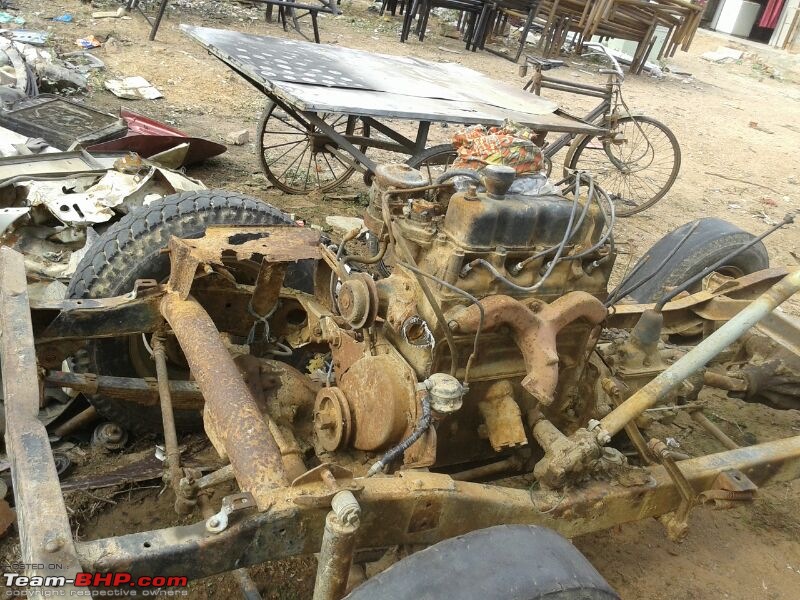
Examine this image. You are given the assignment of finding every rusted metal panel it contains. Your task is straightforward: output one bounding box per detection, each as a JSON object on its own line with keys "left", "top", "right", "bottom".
{"left": 607, "top": 267, "right": 791, "bottom": 330}
{"left": 167, "top": 226, "right": 320, "bottom": 299}
{"left": 0, "top": 248, "right": 82, "bottom": 586}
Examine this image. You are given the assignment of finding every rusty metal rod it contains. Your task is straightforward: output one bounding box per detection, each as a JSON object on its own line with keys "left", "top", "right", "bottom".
{"left": 152, "top": 335, "right": 183, "bottom": 496}
{"left": 313, "top": 511, "right": 359, "bottom": 600}
{"left": 160, "top": 292, "right": 286, "bottom": 507}
{"left": 599, "top": 269, "right": 800, "bottom": 438}
{"left": 703, "top": 371, "right": 748, "bottom": 393}
{"left": 449, "top": 456, "right": 523, "bottom": 481}
{"left": 44, "top": 371, "right": 203, "bottom": 408}
{"left": 691, "top": 410, "right": 739, "bottom": 451}
{"left": 51, "top": 405, "right": 98, "bottom": 439}
{"left": 0, "top": 247, "right": 82, "bottom": 586}
{"left": 197, "top": 464, "right": 235, "bottom": 490}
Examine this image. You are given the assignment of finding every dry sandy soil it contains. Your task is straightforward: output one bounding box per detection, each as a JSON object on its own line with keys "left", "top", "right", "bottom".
{"left": 1, "top": 0, "right": 800, "bottom": 598}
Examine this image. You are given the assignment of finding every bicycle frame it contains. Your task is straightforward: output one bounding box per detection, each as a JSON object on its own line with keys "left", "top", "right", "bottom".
{"left": 524, "top": 43, "right": 627, "bottom": 160}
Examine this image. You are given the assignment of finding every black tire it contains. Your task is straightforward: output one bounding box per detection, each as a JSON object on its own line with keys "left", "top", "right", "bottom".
{"left": 407, "top": 144, "right": 458, "bottom": 184}
{"left": 345, "top": 525, "right": 618, "bottom": 600}
{"left": 622, "top": 217, "right": 769, "bottom": 304}
{"left": 67, "top": 190, "right": 313, "bottom": 434}
{"left": 257, "top": 101, "right": 369, "bottom": 194}
{"left": 566, "top": 116, "right": 680, "bottom": 217}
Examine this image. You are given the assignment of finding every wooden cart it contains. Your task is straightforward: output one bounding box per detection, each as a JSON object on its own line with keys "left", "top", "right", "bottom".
{"left": 183, "top": 25, "right": 604, "bottom": 194}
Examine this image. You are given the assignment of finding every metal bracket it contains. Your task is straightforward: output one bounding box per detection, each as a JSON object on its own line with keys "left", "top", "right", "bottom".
{"left": 291, "top": 463, "right": 363, "bottom": 508}
{"left": 698, "top": 469, "right": 757, "bottom": 509}
{"left": 649, "top": 438, "right": 695, "bottom": 542}
{"left": 205, "top": 492, "right": 258, "bottom": 534}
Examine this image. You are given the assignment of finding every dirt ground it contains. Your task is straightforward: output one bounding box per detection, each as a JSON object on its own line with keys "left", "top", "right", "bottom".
{"left": 2, "top": 0, "right": 800, "bottom": 598}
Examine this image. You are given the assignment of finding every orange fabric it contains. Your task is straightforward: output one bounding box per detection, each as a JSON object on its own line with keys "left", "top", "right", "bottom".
{"left": 451, "top": 122, "right": 543, "bottom": 174}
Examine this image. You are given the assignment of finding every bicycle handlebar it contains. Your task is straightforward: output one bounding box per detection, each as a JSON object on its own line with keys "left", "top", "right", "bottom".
{"left": 583, "top": 42, "right": 625, "bottom": 82}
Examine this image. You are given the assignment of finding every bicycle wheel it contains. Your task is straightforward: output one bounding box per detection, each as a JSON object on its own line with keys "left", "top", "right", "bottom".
{"left": 406, "top": 143, "right": 458, "bottom": 183}
{"left": 257, "top": 100, "right": 370, "bottom": 194}
{"left": 565, "top": 116, "right": 680, "bottom": 216}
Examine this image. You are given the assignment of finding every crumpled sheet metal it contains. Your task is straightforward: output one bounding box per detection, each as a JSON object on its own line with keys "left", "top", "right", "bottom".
{"left": 1, "top": 165, "right": 205, "bottom": 286}
{"left": 24, "top": 166, "right": 205, "bottom": 225}
{"left": 27, "top": 171, "right": 148, "bottom": 224}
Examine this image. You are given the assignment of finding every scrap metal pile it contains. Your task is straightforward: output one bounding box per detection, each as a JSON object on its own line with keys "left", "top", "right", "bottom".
{"left": 0, "top": 145, "right": 798, "bottom": 596}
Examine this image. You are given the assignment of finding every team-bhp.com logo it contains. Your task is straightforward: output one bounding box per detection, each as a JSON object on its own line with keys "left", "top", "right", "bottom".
{"left": 3, "top": 572, "right": 188, "bottom": 596}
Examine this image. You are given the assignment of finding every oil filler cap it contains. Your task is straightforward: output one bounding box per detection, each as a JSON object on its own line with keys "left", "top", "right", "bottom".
{"left": 482, "top": 164, "right": 516, "bottom": 199}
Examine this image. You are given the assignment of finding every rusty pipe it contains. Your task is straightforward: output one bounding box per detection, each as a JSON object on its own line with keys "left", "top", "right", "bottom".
{"left": 313, "top": 511, "right": 360, "bottom": 600}
{"left": 51, "top": 405, "right": 98, "bottom": 439}
{"left": 599, "top": 269, "right": 800, "bottom": 439}
{"left": 690, "top": 410, "right": 739, "bottom": 451}
{"left": 452, "top": 292, "right": 607, "bottom": 405}
{"left": 152, "top": 335, "right": 183, "bottom": 499}
{"left": 160, "top": 292, "right": 286, "bottom": 507}
{"left": 703, "top": 371, "right": 748, "bottom": 393}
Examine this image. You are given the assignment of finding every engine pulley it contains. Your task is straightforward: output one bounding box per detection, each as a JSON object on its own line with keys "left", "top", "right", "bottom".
{"left": 337, "top": 272, "right": 378, "bottom": 330}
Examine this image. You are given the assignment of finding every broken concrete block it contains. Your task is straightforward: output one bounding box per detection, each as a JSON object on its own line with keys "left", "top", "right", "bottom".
{"left": 326, "top": 215, "right": 364, "bottom": 233}
{"left": 226, "top": 129, "right": 250, "bottom": 145}
{"left": 105, "top": 76, "right": 163, "bottom": 100}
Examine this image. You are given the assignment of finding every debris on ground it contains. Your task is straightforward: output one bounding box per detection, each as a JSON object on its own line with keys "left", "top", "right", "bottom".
{"left": 104, "top": 75, "right": 163, "bottom": 100}
{"left": 88, "top": 109, "right": 227, "bottom": 166}
{"left": 325, "top": 215, "right": 364, "bottom": 232}
{"left": 749, "top": 121, "right": 775, "bottom": 134}
{"left": 0, "top": 36, "right": 92, "bottom": 101}
{"left": 225, "top": 128, "right": 249, "bottom": 145}
{"left": 0, "top": 151, "right": 205, "bottom": 291}
{"left": 701, "top": 47, "right": 744, "bottom": 63}
{"left": 0, "top": 29, "right": 49, "bottom": 45}
{"left": 0, "top": 12, "right": 24, "bottom": 25}
{"left": 76, "top": 35, "right": 102, "bottom": 49}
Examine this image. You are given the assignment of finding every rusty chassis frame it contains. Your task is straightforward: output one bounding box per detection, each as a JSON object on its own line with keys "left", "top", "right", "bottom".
{"left": 3, "top": 234, "right": 800, "bottom": 588}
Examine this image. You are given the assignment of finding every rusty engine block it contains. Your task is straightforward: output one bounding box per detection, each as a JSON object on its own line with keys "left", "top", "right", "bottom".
{"left": 299, "top": 163, "right": 616, "bottom": 476}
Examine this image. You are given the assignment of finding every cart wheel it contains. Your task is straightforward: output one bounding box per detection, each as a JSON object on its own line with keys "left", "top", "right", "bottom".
{"left": 257, "top": 101, "right": 370, "bottom": 194}
{"left": 565, "top": 115, "right": 680, "bottom": 217}
{"left": 406, "top": 143, "right": 458, "bottom": 184}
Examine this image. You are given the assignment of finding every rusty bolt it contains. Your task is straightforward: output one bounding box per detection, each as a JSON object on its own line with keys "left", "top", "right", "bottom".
{"left": 588, "top": 419, "right": 611, "bottom": 445}
{"left": 44, "top": 536, "right": 64, "bottom": 553}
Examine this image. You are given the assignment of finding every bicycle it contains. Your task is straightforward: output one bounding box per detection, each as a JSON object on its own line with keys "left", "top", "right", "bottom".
{"left": 410, "top": 43, "right": 681, "bottom": 217}
{"left": 526, "top": 43, "right": 681, "bottom": 216}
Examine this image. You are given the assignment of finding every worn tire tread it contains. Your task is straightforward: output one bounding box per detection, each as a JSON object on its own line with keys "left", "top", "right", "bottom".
{"left": 67, "top": 190, "right": 301, "bottom": 434}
